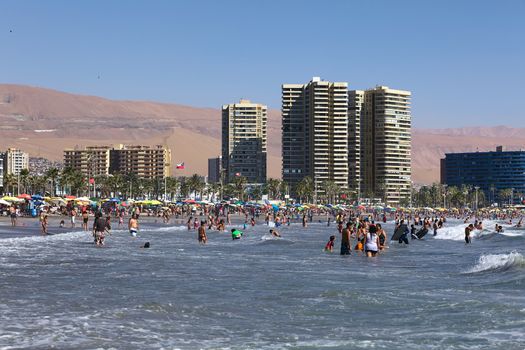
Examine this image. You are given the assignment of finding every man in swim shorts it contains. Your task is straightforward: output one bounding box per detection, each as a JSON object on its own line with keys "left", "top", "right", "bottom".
{"left": 129, "top": 214, "right": 139, "bottom": 237}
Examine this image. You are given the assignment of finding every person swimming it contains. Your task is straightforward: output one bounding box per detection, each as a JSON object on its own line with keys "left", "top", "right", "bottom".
{"left": 269, "top": 229, "right": 281, "bottom": 237}
{"left": 324, "top": 235, "right": 335, "bottom": 252}
{"left": 141, "top": 242, "right": 150, "bottom": 248}
{"left": 231, "top": 229, "right": 243, "bottom": 240}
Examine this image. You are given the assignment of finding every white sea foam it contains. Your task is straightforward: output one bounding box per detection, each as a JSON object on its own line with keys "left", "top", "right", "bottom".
{"left": 465, "top": 251, "right": 525, "bottom": 273}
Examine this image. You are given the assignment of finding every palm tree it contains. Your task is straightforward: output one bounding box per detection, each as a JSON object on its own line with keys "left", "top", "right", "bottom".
{"left": 45, "top": 167, "right": 60, "bottom": 196}
{"left": 295, "top": 176, "right": 314, "bottom": 203}
{"left": 266, "top": 178, "right": 281, "bottom": 199}
{"left": 232, "top": 176, "right": 248, "bottom": 200}
{"left": 499, "top": 188, "right": 513, "bottom": 205}
{"left": 165, "top": 177, "right": 180, "bottom": 201}
{"left": 206, "top": 182, "right": 220, "bottom": 202}
{"left": 188, "top": 174, "right": 205, "bottom": 199}
{"left": 3, "top": 173, "right": 17, "bottom": 195}
{"left": 19, "top": 168, "right": 30, "bottom": 194}
{"left": 321, "top": 180, "right": 339, "bottom": 204}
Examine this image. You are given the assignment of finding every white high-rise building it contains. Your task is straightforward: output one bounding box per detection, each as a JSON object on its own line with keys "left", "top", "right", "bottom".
{"left": 359, "top": 86, "right": 412, "bottom": 205}
{"left": 282, "top": 77, "right": 349, "bottom": 195}
{"left": 5, "top": 148, "right": 29, "bottom": 176}
{"left": 222, "top": 99, "right": 267, "bottom": 183}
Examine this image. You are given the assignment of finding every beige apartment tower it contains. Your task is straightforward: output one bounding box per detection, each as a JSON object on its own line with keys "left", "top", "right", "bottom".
{"left": 64, "top": 145, "right": 171, "bottom": 179}
{"left": 359, "top": 86, "right": 412, "bottom": 205}
{"left": 222, "top": 99, "right": 267, "bottom": 183}
{"left": 282, "top": 77, "right": 349, "bottom": 195}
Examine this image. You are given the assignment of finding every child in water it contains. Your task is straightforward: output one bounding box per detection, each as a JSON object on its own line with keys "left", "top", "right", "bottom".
{"left": 324, "top": 235, "right": 336, "bottom": 252}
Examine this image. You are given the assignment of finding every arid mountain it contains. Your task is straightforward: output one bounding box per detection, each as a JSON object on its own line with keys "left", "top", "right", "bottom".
{"left": 1, "top": 84, "right": 524, "bottom": 184}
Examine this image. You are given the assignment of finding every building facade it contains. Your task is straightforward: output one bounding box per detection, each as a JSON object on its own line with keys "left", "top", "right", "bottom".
{"left": 0, "top": 152, "right": 4, "bottom": 190}
{"left": 348, "top": 90, "right": 364, "bottom": 196}
{"left": 282, "top": 77, "right": 349, "bottom": 194}
{"left": 359, "top": 86, "right": 411, "bottom": 205}
{"left": 207, "top": 156, "right": 222, "bottom": 183}
{"left": 5, "top": 148, "right": 29, "bottom": 176}
{"left": 64, "top": 146, "right": 112, "bottom": 177}
{"left": 109, "top": 145, "right": 171, "bottom": 179}
{"left": 441, "top": 146, "right": 525, "bottom": 204}
{"left": 222, "top": 99, "right": 267, "bottom": 183}
{"left": 64, "top": 145, "right": 171, "bottom": 179}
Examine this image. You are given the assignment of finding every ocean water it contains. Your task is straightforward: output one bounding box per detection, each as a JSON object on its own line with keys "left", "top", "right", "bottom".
{"left": 0, "top": 219, "right": 524, "bottom": 349}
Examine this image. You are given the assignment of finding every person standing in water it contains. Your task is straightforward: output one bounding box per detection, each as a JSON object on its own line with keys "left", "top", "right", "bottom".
{"left": 198, "top": 221, "right": 207, "bottom": 244}
{"left": 10, "top": 205, "right": 17, "bottom": 227}
{"left": 465, "top": 224, "right": 474, "bottom": 244}
{"left": 129, "top": 214, "right": 139, "bottom": 238}
{"left": 340, "top": 222, "right": 352, "bottom": 255}
{"left": 41, "top": 215, "right": 48, "bottom": 235}
{"left": 365, "top": 225, "right": 380, "bottom": 257}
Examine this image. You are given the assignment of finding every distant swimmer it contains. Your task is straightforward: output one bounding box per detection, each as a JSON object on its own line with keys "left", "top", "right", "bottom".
{"left": 496, "top": 225, "right": 504, "bottom": 233}
{"left": 141, "top": 242, "right": 150, "bottom": 248}
{"left": 231, "top": 228, "right": 243, "bottom": 240}
{"left": 515, "top": 218, "right": 523, "bottom": 228}
{"left": 465, "top": 224, "right": 474, "bottom": 244}
{"left": 129, "top": 214, "right": 139, "bottom": 237}
{"left": 324, "top": 235, "right": 335, "bottom": 252}
{"left": 269, "top": 229, "right": 281, "bottom": 238}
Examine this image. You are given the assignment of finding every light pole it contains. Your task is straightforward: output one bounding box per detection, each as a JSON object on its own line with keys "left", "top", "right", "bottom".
{"left": 511, "top": 187, "right": 515, "bottom": 206}
{"left": 443, "top": 184, "right": 448, "bottom": 209}
{"left": 474, "top": 186, "right": 479, "bottom": 211}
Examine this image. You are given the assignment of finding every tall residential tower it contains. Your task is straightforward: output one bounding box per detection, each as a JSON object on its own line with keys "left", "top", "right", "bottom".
{"left": 221, "top": 99, "right": 267, "bottom": 183}
{"left": 282, "top": 77, "right": 349, "bottom": 194}
{"left": 359, "top": 86, "right": 412, "bottom": 204}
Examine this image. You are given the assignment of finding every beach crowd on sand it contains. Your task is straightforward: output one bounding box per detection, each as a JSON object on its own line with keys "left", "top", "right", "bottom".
{"left": 2, "top": 196, "right": 524, "bottom": 256}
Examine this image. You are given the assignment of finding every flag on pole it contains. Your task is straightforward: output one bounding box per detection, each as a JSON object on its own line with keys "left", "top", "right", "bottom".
{"left": 176, "top": 162, "right": 185, "bottom": 169}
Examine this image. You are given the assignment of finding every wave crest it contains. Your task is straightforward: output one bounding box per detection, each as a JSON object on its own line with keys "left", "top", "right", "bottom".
{"left": 466, "top": 251, "right": 525, "bottom": 273}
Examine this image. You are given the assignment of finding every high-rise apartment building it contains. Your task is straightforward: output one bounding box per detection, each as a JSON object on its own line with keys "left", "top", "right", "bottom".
{"left": 222, "top": 99, "right": 267, "bottom": 183}
{"left": 359, "top": 86, "right": 411, "bottom": 204}
{"left": 5, "top": 148, "right": 29, "bottom": 176}
{"left": 64, "top": 145, "right": 171, "bottom": 179}
{"left": 348, "top": 90, "right": 364, "bottom": 196}
{"left": 282, "top": 77, "right": 349, "bottom": 194}
{"left": 207, "top": 156, "right": 222, "bottom": 183}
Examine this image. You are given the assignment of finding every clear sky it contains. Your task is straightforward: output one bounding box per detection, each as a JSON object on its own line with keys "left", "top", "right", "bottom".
{"left": 1, "top": 0, "right": 524, "bottom": 128}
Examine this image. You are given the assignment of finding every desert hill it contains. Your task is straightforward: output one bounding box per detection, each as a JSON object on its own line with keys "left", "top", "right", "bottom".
{"left": 1, "top": 84, "right": 524, "bottom": 184}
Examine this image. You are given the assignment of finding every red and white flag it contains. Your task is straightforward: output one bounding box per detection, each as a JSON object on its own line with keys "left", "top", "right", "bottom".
{"left": 176, "top": 162, "right": 185, "bottom": 169}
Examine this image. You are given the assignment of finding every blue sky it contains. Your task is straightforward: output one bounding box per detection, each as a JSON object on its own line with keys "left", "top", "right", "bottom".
{"left": 1, "top": 0, "right": 524, "bottom": 128}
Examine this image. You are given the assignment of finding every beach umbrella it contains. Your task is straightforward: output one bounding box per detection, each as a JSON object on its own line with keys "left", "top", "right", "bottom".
{"left": 0, "top": 199, "right": 10, "bottom": 205}
{"left": 17, "top": 194, "right": 31, "bottom": 200}
{"left": 65, "top": 195, "right": 76, "bottom": 200}
{"left": 32, "top": 194, "right": 44, "bottom": 200}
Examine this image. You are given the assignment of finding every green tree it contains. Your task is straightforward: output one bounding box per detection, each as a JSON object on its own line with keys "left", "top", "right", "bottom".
{"left": 232, "top": 176, "right": 248, "bottom": 200}
{"left": 266, "top": 178, "right": 281, "bottom": 199}
{"left": 19, "top": 168, "right": 30, "bottom": 194}
{"left": 295, "top": 176, "right": 314, "bottom": 203}
{"left": 321, "top": 180, "right": 339, "bottom": 204}
{"left": 45, "top": 167, "right": 60, "bottom": 196}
